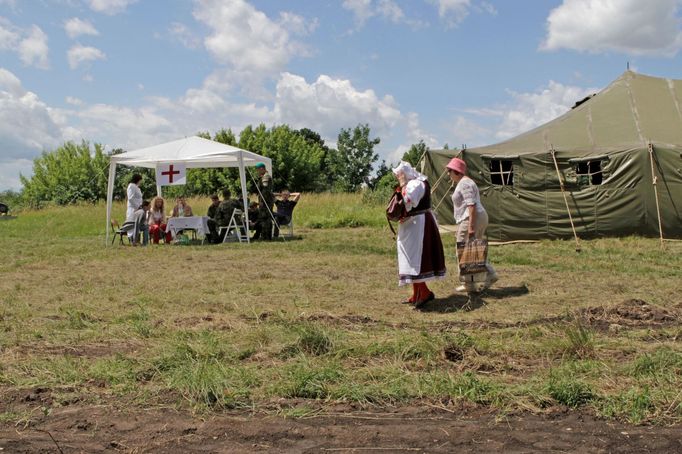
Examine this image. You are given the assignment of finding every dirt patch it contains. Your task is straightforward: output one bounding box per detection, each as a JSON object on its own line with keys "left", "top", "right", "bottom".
{"left": 11, "top": 341, "right": 142, "bottom": 359}
{"left": 579, "top": 299, "right": 679, "bottom": 332}
{"left": 1, "top": 401, "right": 680, "bottom": 453}
{"left": 305, "top": 313, "right": 379, "bottom": 327}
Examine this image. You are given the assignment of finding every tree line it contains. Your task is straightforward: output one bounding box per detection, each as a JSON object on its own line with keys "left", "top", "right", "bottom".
{"left": 15, "top": 123, "right": 435, "bottom": 208}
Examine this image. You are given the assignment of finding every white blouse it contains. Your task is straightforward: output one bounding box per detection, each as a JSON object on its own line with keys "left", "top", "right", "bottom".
{"left": 402, "top": 178, "right": 426, "bottom": 212}
{"left": 452, "top": 177, "right": 484, "bottom": 224}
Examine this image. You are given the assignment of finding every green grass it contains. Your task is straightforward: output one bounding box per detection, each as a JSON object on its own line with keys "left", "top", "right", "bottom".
{"left": 1, "top": 193, "right": 681, "bottom": 423}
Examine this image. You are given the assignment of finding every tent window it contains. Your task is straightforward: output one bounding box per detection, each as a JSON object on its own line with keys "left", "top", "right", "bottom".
{"left": 489, "top": 160, "right": 514, "bottom": 186}
{"left": 575, "top": 160, "right": 603, "bottom": 185}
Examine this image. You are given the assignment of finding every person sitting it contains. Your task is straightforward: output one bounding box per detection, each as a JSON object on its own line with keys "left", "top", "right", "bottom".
{"left": 123, "top": 200, "right": 150, "bottom": 246}
{"left": 273, "top": 189, "right": 300, "bottom": 237}
{"left": 206, "top": 194, "right": 221, "bottom": 243}
{"left": 171, "top": 196, "right": 193, "bottom": 217}
{"left": 247, "top": 201, "right": 262, "bottom": 239}
{"left": 170, "top": 195, "right": 194, "bottom": 238}
{"left": 215, "top": 189, "right": 242, "bottom": 242}
{"left": 147, "top": 196, "right": 171, "bottom": 244}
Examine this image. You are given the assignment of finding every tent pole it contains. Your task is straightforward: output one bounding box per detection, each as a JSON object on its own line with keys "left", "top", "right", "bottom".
{"left": 550, "top": 149, "right": 581, "bottom": 252}
{"left": 237, "top": 151, "right": 250, "bottom": 243}
{"left": 432, "top": 182, "right": 454, "bottom": 212}
{"left": 430, "top": 149, "right": 462, "bottom": 194}
{"left": 105, "top": 160, "right": 117, "bottom": 246}
{"left": 429, "top": 169, "right": 449, "bottom": 194}
{"left": 648, "top": 143, "right": 665, "bottom": 248}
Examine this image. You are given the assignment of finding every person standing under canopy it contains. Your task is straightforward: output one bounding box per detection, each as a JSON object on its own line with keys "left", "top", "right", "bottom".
{"left": 126, "top": 174, "right": 143, "bottom": 241}
{"left": 393, "top": 161, "right": 447, "bottom": 308}
{"left": 254, "top": 162, "right": 275, "bottom": 241}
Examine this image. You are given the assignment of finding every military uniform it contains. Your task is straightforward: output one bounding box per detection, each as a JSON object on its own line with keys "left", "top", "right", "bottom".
{"left": 256, "top": 172, "right": 275, "bottom": 240}
{"left": 212, "top": 198, "right": 241, "bottom": 242}
{"left": 205, "top": 201, "right": 220, "bottom": 243}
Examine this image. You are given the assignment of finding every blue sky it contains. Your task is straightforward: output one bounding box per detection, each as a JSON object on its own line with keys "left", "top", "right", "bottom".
{"left": 1, "top": 0, "right": 682, "bottom": 190}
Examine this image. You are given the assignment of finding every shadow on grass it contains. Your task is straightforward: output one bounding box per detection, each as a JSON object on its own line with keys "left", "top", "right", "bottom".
{"left": 482, "top": 285, "right": 529, "bottom": 299}
{"left": 415, "top": 294, "right": 485, "bottom": 313}
{"left": 414, "top": 285, "right": 530, "bottom": 313}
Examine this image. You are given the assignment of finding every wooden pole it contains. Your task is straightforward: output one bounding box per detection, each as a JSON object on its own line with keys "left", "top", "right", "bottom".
{"left": 647, "top": 143, "right": 665, "bottom": 248}
{"left": 550, "top": 149, "right": 581, "bottom": 252}
{"left": 433, "top": 182, "right": 454, "bottom": 212}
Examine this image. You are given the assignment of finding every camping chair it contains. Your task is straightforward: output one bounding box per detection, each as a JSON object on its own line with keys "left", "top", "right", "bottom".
{"left": 218, "top": 209, "right": 248, "bottom": 243}
{"left": 111, "top": 218, "right": 131, "bottom": 245}
{"left": 274, "top": 215, "right": 294, "bottom": 239}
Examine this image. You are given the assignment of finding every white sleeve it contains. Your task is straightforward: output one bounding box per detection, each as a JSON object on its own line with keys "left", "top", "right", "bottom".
{"left": 402, "top": 179, "right": 425, "bottom": 211}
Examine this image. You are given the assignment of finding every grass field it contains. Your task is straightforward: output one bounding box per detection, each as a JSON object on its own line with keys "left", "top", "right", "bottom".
{"left": 1, "top": 193, "right": 681, "bottom": 426}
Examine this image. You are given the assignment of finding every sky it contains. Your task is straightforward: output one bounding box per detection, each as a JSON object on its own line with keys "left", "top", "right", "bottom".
{"left": 1, "top": 0, "right": 682, "bottom": 191}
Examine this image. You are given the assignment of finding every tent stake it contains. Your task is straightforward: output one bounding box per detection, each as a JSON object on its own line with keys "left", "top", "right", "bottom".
{"left": 550, "top": 149, "right": 581, "bottom": 252}
{"left": 648, "top": 143, "right": 665, "bottom": 248}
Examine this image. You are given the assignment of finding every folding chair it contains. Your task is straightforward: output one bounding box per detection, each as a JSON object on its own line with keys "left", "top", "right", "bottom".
{"left": 273, "top": 215, "right": 294, "bottom": 239}
{"left": 111, "top": 218, "right": 131, "bottom": 245}
{"left": 218, "top": 209, "right": 248, "bottom": 243}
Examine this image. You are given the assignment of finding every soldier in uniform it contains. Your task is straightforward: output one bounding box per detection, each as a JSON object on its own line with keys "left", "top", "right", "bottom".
{"left": 253, "top": 162, "right": 274, "bottom": 240}
{"left": 206, "top": 194, "right": 221, "bottom": 243}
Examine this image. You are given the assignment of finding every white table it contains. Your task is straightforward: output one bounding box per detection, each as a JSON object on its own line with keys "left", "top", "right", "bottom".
{"left": 165, "top": 216, "right": 210, "bottom": 240}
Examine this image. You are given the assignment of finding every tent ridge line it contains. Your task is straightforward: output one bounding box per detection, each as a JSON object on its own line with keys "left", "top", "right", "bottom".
{"left": 667, "top": 78, "right": 682, "bottom": 128}
{"left": 623, "top": 76, "right": 646, "bottom": 146}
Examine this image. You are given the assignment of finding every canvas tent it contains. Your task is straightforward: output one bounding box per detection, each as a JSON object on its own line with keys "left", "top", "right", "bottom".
{"left": 424, "top": 71, "right": 682, "bottom": 241}
{"left": 106, "top": 136, "right": 272, "bottom": 245}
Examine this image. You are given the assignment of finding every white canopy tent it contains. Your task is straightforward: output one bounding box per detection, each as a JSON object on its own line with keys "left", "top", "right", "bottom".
{"left": 106, "top": 136, "right": 272, "bottom": 245}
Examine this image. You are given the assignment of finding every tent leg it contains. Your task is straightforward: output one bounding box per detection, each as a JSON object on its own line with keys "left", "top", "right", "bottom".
{"left": 106, "top": 161, "right": 117, "bottom": 247}
{"left": 550, "top": 149, "right": 581, "bottom": 252}
{"left": 648, "top": 143, "right": 665, "bottom": 248}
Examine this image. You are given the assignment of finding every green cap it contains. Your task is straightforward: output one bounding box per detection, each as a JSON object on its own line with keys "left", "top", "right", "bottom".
{"left": 255, "top": 162, "right": 266, "bottom": 169}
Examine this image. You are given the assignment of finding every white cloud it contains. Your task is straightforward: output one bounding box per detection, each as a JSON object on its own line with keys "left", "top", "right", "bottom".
{"left": 278, "top": 11, "right": 319, "bottom": 36}
{"left": 0, "top": 19, "right": 49, "bottom": 69}
{"left": 67, "top": 44, "right": 106, "bottom": 69}
{"left": 343, "top": 0, "right": 374, "bottom": 27}
{"left": 18, "top": 25, "right": 49, "bottom": 69}
{"left": 0, "top": 68, "right": 63, "bottom": 164}
{"left": 343, "top": 0, "right": 427, "bottom": 29}
{"left": 64, "top": 17, "right": 99, "bottom": 39}
{"left": 0, "top": 17, "right": 20, "bottom": 51}
{"left": 495, "top": 80, "right": 594, "bottom": 140}
{"left": 274, "top": 72, "right": 401, "bottom": 141}
{"left": 386, "top": 112, "right": 440, "bottom": 163}
{"left": 193, "top": 0, "right": 312, "bottom": 75}
{"left": 0, "top": 159, "right": 33, "bottom": 191}
{"left": 65, "top": 96, "right": 83, "bottom": 105}
{"left": 542, "top": 0, "right": 682, "bottom": 56}
{"left": 87, "top": 0, "right": 138, "bottom": 15}
{"left": 431, "top": 0, "right": 471, "bottom": 28}
{"left": 168, "top": 22, "right": 201, "bottom": 49}
{"left": 377, "top": 0, "right": 405, "bottom": 23}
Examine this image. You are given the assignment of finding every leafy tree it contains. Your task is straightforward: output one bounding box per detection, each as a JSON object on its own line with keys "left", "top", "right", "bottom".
{"left": 21, "top": 141, "right": 110, "bottom": 207}
{"left": 334, "top": 123, "right": 380, "bottom": 192}
{"left": 402, "top": 140, "right": 429, "bottom": 167}
{"left": 109, "top": 148, "right": 156, "bottom": 202}
{"left": 238, "top": 124, "right": 326, "bottom": 192}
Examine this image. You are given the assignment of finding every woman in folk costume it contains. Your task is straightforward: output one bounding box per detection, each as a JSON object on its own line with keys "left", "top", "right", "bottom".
{"left": 393, "top": 161, "right": 447, "bottom": 307}
{"left": 446, "top": 157, "right": 498, "bottom": 304}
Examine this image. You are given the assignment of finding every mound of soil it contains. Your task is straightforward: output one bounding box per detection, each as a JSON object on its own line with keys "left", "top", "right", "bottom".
{"left": 579, "top": 299, "right": 678, "bottom": 331}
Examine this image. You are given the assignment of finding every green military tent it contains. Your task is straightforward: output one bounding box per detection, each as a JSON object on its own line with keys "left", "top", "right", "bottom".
{"left": 424, "top": 71, "right": 682, "bottom": 241}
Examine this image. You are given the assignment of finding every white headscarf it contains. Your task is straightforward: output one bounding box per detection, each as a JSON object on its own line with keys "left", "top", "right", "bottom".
{"left": 392, "top": 161, "right": 426, "bottom": 182}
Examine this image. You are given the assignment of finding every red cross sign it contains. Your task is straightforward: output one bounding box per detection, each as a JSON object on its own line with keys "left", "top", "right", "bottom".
{"left": 162, "top": 165, "right": 180, "bottom": 183}
{"left": 156, "top": 163, "right": 186, "bottom": 186}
